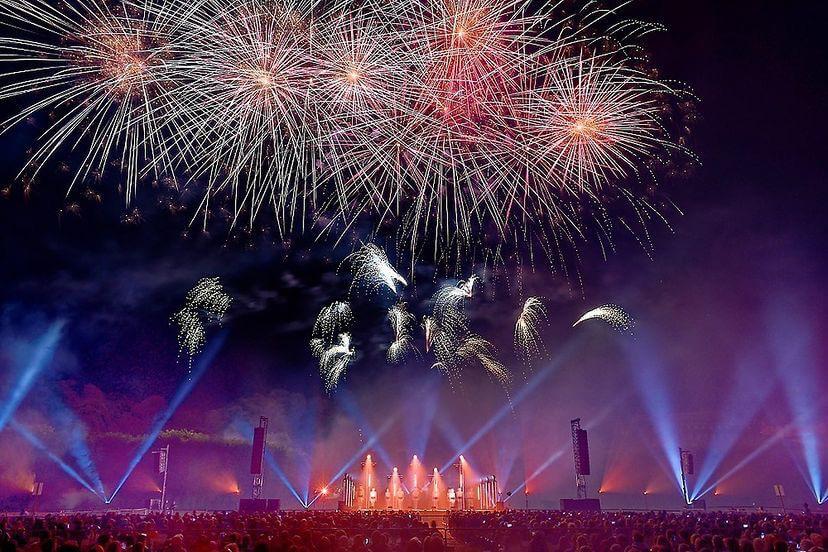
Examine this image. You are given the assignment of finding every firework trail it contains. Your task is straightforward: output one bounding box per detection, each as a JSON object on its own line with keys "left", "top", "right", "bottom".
{"left": 312, "top": 301, "right": 353, "bottom": 343}
{"left": 387, "top": 303, "right": 416, "bottom": 363}
{"left": 344, "top": 244, "right": 407, "bottom": 295}
{"left": 319, "top": 333, "right": 355, "bottom": 392}
{"left": 456, "top": 334, "right": 511, "bottom": 388}
{"left": 573, "top": 304, "right": 634, "bottom": 332}
{"left": 423, "top": 315, "right": 437, "bottom": 353}
{"left": 171, "top": 277, "right": 232, "bottom": 368}
{"left": 514, "top": 297, "right": 547, "bottom": 363}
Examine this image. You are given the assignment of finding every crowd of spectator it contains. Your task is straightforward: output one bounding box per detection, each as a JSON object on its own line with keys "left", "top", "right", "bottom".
{"left": 0, "top": 510, "right": 824, "bottom": 552}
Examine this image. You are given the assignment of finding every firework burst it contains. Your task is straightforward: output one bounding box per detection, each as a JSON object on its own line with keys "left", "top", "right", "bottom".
{"left": 0, "top": 0, "right": 184, "bottom": 198}
{"left": 514, "top": 296, "right": 547, "bottom": 363}
{"left": 312, "top": 300, "right": 353, "bottom": 343}
{"left": 344, "top": 244, "right": 407, "bottom": 296}
{"left": 319, "top": 332, "right": 355, "bottom": 391}
{"left": 573, "top": 304, "right": 634, "bottom": 333}
{"left": 170, "top": 277, "right": 232, "bottom": 368}
{"left": 0, "top": 0, "right": 694, "bottom": 268}
{"left": 387, "top": 303, "right": 416, "bottom": 363}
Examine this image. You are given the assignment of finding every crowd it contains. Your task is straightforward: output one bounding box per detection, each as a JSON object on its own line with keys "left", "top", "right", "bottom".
{"left": 0, "top": 510, "right": 824, "bottom": 552}
{"left": 447, "top": 510, "right": 826, "bottom": 552}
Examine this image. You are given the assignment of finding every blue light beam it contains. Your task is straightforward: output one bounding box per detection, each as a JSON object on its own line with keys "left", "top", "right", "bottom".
{"left": 11, "top": 419, "right": 102, "bottom": 499}
{"left": 0, "top": 321, "right": 64, "bottom": 431}
{"left": 107, "top": 331, "right": 227, "bottom": 503}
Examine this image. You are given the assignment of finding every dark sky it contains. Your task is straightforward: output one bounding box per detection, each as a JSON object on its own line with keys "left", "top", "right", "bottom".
{"left": 0, "top": 0, "right": 826, "bottom": 509}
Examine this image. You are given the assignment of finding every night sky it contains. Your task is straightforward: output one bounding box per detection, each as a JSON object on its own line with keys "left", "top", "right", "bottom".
{"left": 0, "top": 1, "right": 826, "bottom": 510}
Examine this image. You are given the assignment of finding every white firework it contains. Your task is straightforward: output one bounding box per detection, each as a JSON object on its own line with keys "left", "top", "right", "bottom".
{"left": 458, "top": 275, "right": 479, "bottom": 298}
{"left": 456, "top": 334, "right": 511, "bottom": 387}
{"left": 573, "top": 304, "right": 634, "bottom": 333}
{"left": 319, "top": 332, "right": 355, "bottom": 391}
{"left": 186, "top": 277, "right": 233, "bottom": 319}
{"left": 312, "top": 300, "right": 353, "bottom": 343}
{"left": 432, "top": 274, "right": 478, "bottom": 331}
{"left": 0, "top": 0, "right": 184, "bottom": 199}
{"left": 387, "top": 303, "right": 416, "bottom": 363}
{"left": 170, "top": 307, "right": 205, "bottom": 361}
{"left": 171, "top": 277, "right": 232, "bottom": 368}
{"left": 514, "top": 297, "right": 547, "bottom": 361}
{"left": 344, "top": 244, "right": 407, "bottom": 295}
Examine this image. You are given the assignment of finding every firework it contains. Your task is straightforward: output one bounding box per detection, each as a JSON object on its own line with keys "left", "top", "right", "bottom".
{"left": 432, "top": 274, "right": 478, "bottom": 332}
{"left": 171, "top": 277, "right": 232, "bottom": 367}
{"left": 344, "top": 244, "right": 407, "bottom": 295}
{"left": 162, "top": 0, "right": 317, "bottom": 229}
{"left": 514, "top": 297, "right": 547, "bottom": 361}
{"left": 456, "top": 334, "right": 511, "bottom": 387}
{"left": 312, "top": 301, "right": 353, "bottom": 343}
{"left": 0, "top": 0, "right": 692, "bottom": 268}
{"left": 309, "top": 337, "right": 326, "bottom": 358}
{"left": 0, "top": 0, "right": 183, "bottom": 198}
{"left": 422, "top": 315, "right": 436, "bottom": 353}
{"left": 573, "top": 304, "right": 634, "bottom": 332}
{"left": 319, "top": 333, "right": 355, "bottom": 391}
{"left": 387, "top": 303, "right": 416, "bottom": 363}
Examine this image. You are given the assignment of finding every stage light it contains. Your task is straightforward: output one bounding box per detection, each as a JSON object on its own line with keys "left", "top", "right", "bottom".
{"left": 336, "top": 390, "right": 394, "bottom": 468}
{"left": 327, "top": 411, "right": 399, "bottom": 489}
{"left": 622, "top": 334, "right": 684, "bottom": 496}
{"left": 0, "top": 321, "right": 64, "bottom": 432}
{"left": 321, "top": 486, "right": 328, "bottom": 495}
{"left": 693, "top": 419, "right": 802, "bottom": 501}
{"left": 767, "top": 299, "right": 825, "bottom": 504}
{"left": 107, "top": 331, "right": 227, "bottom": 504}
{"left": 11, "top": 419, "right": 102, "bottom": 500}
{"left": 440, "top": 339, "right": 581, "bottom": 474}
{"left": 690, "top": 355, "right": 772, "bottom": 500}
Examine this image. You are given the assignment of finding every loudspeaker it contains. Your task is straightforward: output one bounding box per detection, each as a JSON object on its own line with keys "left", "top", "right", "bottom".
{"left": 560, "top": 498, "right": 601, "bottom": 512}
{"left": 575, "top": 429, "right": 590, "bottom": 475}
{"left": 266, "top": 499, "right": 281, "bottom": 512}
{"left": 239, "top": 498, "right": 268, "bottom": 513}
{"left": 251, "top": 427, "right": 266, "bottom": 475}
